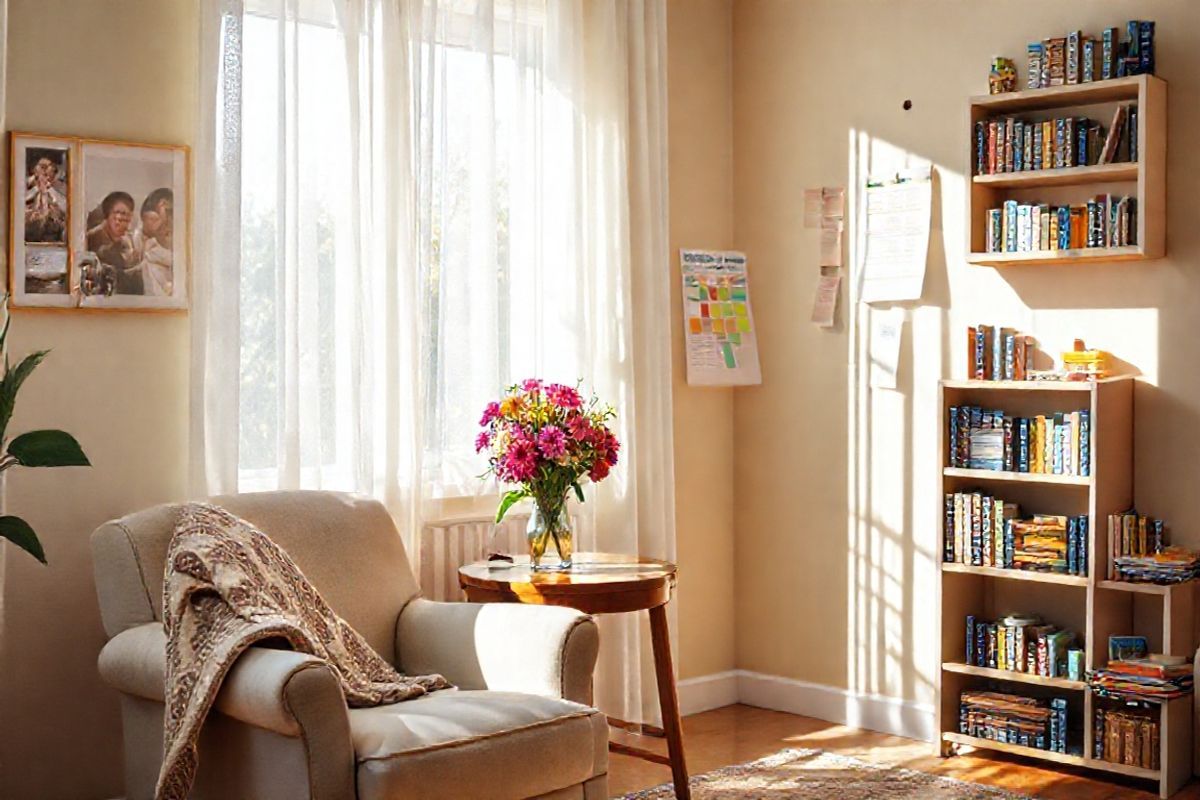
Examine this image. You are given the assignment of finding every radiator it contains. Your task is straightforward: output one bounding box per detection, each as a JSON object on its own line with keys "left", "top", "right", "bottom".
{"left": 417, "top": 511, "right": 584, "bottom": 601}
{"left": 417, "top": 515, "right": 529, "bottom": 601}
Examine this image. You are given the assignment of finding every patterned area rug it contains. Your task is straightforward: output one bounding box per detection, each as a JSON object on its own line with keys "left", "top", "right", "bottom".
{"left": 617, "top": 747, "right": 1035, "bottom": 799}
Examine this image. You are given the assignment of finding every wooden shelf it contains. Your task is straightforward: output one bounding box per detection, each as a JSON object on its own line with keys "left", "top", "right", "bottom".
{"left": 968, "top": 246, "right": 1145, "bottom": 266}
{"left": 942, "top": 662, "right": 1086, "bottom": 690}
{"left": 1095, "top": 579, "right": 1191, "bottom": 596}
{"left": 969, "top": 75, "right": 1148, "bottom": 113}
{"left": 941, "top": 562, "right": 1088, "bottom": 587}
{"left": 942, "top": 732, "right": 1086, "bottom": 768}
{"left": 941, "top": 378, "right": 1126, "bottom": 392}
{"left": 967, "top": 74, "right": 1165, "bottom": 266}
{"left": 1086, "top": 758, "right": 1160, "bottom": 781}
{"left": 973, "top": 162, "right": 1138, "bottom": 188}
{"left": 943, "top": 467, "right": 1090, "bottom": 486}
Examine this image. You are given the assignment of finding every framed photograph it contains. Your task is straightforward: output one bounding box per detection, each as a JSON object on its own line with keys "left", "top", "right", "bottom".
{"left": 8, "top": 134, "right": 75, "bottom": 307}
{"left": 75, "top": 140, "right": 189, "bottom": 310}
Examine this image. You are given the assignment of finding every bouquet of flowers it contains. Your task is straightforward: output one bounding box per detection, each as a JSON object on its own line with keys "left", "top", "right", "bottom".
{"left": 477, "top": 379, "right": 619, "bottom": 570}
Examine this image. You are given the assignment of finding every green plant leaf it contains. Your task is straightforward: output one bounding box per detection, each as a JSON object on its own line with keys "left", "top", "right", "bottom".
{"left": 0, "top": 515, "right": 45, "bottom": 564}
{"left": 0, "top": 350, "right": 48, "bottom": 444}
{"left": 573, "top": 482, "right": 585, "bottom": 503}
{"left": 8, "top": 430, "right": 90, "bottom": 467}
{"left": 495, "top": 489, "right": 527, "bottom": 524}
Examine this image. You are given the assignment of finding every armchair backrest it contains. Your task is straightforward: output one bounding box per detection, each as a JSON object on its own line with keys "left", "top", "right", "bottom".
{"left": 91, "top": 490, "right": 420, "bottom": 663}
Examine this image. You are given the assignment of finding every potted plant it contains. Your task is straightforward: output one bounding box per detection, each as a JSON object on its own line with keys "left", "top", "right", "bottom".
{"left": 0, "top": 297, "right": 90, "bottom": 563}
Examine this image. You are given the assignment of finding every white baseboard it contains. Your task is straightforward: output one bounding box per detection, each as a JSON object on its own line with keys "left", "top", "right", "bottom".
{"left": 678, "top": 669, "right": 935, "bottom": 743}
{"left": 678, "top": 670, "right": 740, "bottom": 716}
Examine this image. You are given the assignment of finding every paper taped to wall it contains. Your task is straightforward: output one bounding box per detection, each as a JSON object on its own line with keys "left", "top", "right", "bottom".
{"left": 680, "top": 249, "right": 762, "bottom": 386}
{"left": 868, "top": 307, "right": 905, "bottom": 389}
{"left": 858, "top": 168, "right": 932, "bottom": 304}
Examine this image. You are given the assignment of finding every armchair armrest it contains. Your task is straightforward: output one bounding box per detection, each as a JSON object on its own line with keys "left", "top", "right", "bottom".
{"left": 395, "top": 598, "right": 599, "bottom": 704}
{"left": 98, "top": 622, "right": 353, "bottom": 739}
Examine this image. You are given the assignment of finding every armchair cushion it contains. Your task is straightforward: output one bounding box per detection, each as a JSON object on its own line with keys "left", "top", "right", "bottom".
{"left": 352, "top": 690, "right": 607, "bottom": 800}
{"left": 396, "top": 598, "right": 599, "bottom": 704}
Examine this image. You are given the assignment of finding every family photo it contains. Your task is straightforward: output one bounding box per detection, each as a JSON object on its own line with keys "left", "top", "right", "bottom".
{"left": 77, "top": 143, "right": 183, "bottom": 303}
{"left": 23, "top": 145, "right": 69, "bottom": 244}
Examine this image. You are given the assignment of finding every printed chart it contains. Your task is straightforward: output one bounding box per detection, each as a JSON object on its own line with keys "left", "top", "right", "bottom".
{"left": 680, "top": 249, "right": 762, "bottom": 386}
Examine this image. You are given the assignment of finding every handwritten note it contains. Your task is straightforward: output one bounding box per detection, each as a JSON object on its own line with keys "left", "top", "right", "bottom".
{"left": 859, "top": 169, "right": 932, "bottom": 304}
{"left": 811, "top": 273, "right": 841, "bottom": 327}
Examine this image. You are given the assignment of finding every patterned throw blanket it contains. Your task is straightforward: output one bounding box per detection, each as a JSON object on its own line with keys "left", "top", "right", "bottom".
{"left": 157, "top": 502, "right": 451, "bottom": 800}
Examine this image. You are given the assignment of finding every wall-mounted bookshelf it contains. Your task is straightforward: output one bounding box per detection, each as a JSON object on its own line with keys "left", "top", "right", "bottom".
{"left": 967, "top": 74, "right": 1166, "bottom": 266}
{"left": 935, "top": 377, "right": 1195, "bottom": 799}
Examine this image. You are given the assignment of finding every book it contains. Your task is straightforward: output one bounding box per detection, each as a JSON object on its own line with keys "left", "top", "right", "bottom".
{"left": 1099, "top": 105, "right": 1127, "bottom": 165}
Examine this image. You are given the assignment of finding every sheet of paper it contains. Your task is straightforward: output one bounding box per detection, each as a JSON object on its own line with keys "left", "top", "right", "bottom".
{"left": 803, "top": 189, "right": 823, "bottom": 228}
{"left": 680, "top": 249, "right": 762, "bottom": 386}
{"left": 869, "top": 307, "right": 906, "bottom": 389}
{"left": 819, "top": 217, "right": 843, "bottom": 267}
{"left": 858, "top": 168, "right": 932, "bottom": 304}
{"left": 821, "top": 186, "right": 845, "bottom": 219}
{"left": 810, "top": 273, "right": 841, "bottom": 328}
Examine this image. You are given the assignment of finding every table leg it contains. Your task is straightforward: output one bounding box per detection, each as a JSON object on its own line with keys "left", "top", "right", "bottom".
{"left": 649, "top": 604, "right": 690, "bottom": 800}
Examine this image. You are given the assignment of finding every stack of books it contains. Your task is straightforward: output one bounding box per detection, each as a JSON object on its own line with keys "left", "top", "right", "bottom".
{"left": 1025, "top": 22, "right": 1155, "bottom": 90}
{"left": 965, "top": 325, "right": 1033, "bottom": 381}
{"left": 1011, "top": 515, "right": 1089, "bottom": 575}
{"left": 1091, "top": 659, "right": 1194, "bottom": 702}
{"left": 985, "top": 196, "right": 1137, "bottom": 254}
{"left": 964, "top": 613, "right": 1079, "bottom": 679}
{"left": 960, "top": 691, "right": 1069, "bottom": 754}
{"left": 1093, "top": 704, "right": 1160, "bottom": 769}
{"left": 1112, "top": 547, "right": 1200, "bottom": 585}
{"left": 948, "top": 405, "right": 1091, "bottom": 477}
{"left": 974, "top": 106, "right": 1137, "bottom": 176}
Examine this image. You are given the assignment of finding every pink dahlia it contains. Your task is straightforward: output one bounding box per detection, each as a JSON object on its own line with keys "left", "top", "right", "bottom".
{"left": 521, "top": 378, "right": 544, "bottom": 393}
{"left": 545, "top": 383, "right": 583, "bottom": 409}
{"left": 475, "top": 431, "right": 492, "bottom": 453}
{"left": 567, "top": 415, "right": 592, "bottom": 441}
{"left": 537, "top": 425, "right": 568, "bottom": 459}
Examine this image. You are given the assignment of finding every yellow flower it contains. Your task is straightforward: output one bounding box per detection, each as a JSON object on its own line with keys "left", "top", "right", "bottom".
{"left": 499, "top": 396, "right": 523, "bottom": 417}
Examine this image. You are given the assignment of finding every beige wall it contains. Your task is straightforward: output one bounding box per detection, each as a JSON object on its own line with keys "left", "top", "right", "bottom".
{"left": 667, "top": 0, "right": 737, "bottom": 681}
{"left": 0, "top": 1, "right": 197, "bottom": 797}
{"left": 732, "top": 0, "right": 1200, "bottom": 707}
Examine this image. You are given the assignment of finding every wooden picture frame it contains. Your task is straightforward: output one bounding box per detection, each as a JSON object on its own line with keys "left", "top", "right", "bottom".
{"left": 8, "top": 133, "right": 75, "bottom": 308}
{"left": 7, "top": 132, "right": 190, "bottom": 312}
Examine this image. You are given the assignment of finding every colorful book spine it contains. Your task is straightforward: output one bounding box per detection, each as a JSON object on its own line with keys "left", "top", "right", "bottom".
{"left": 1017, "top": 417, "right": 1030, "bottom": 472}
{"left": 1004, "top": 518, "right": 1015, "bottom": 568}
{"left": 1102, "top": 27, "right": 1118, "bottom": 79}
{"left": 1079, "top": 515, "right": 1089, "bottom": 576}
{"left": 1002, "top": 416, "right": 1014, "bottom": 471}
{"left": 1027, "top": 42, "right": 1043, "bottom": 89}
{"left": 1067, "top": 30, "right": 1081, "bottom": 84}
{"left": 966, "top": 615, "right": 976, "bottom": 664}
{"left": 1079, "top": 410, "right": 1090, "bottom": 476}
{"left": 1076, "top": 117, "right": 1088, "bottom": 166}
{"left": 975, "top": 121, "right": 986, "bottom": 175}
{"left": 1067, "top": 516, "right": 1078, "bottom": 575}
{"left": 1013, "top": 120, "right": 1024, "bottom": 171}
{"left": 982, "top": 495, "right": 993, "bottom": 565}
{"left": 1082, "top": 37, "right": 1097, "bottom": 82}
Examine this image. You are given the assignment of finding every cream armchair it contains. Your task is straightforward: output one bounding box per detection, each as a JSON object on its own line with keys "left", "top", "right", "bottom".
{"left": 91, "top": 491, "right": 608, "bottom": 800}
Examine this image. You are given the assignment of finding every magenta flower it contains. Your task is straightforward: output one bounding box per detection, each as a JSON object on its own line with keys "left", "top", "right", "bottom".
{"left": 479, "top": 401, "right": 501, "bottom": 426}
{"left": 545, "top": 383, "right": 582, "bottom": 409}
{"left": 503, "top": 436, "right": 538, "bottom": 481}
{"left": 475, "top": 431, "right": 492, "bottom": 453}
{"left": 589, "top": 459, "right": 611, "bottom": 482}
{"left": 538, "top": 425, "right": 568, "bottom": 459}
{"left": 521, "top": 378, "right": 543, "bottom": 393}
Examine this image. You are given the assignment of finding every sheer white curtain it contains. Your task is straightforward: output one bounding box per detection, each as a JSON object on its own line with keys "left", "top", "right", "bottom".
{"left": 192, "top": 0, "right": 674, "bottom": 723}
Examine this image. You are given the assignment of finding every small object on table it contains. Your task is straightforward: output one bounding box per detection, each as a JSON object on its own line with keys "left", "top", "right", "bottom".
{"left": 460, "top": 553, "right": 690, "bottom": 800}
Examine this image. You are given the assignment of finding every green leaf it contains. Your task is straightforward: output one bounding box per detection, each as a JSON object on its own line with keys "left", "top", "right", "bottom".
{"left": 495, "top": 489, "right": 528, "bottom": 524}
{"left": 0, "top": 515, "right": 46, "bottom": 564}
{"left": 573, "top": 482, "right": 586, "bottom": 503}
{"left": 8, "top": 430, "right": 89, "bottom": 467}
{"left": 0, "top": 350, "right": 48, "bottom": 444}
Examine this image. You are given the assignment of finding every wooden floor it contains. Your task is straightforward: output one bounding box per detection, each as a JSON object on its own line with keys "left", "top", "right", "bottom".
{"left": 608, "top": 704, "right": 1198, "bottom": 799}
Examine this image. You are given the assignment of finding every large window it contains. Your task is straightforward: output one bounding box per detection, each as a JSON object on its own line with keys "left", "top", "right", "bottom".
{"left": 238, "top": 1, "right": 566, "bottom": 496}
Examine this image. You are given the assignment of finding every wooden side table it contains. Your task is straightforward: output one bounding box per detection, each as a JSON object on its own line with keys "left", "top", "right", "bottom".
{"left": 459, "top": 552, "right": 690, "bottom": 800}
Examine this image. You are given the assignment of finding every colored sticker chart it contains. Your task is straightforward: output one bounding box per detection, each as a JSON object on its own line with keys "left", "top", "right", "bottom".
{"left": 680, "top": 249, "right": 762, "bottom": 386}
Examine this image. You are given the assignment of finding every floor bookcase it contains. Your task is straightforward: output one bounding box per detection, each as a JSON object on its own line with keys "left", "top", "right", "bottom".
{"left": 935, "top": 376, "right": 1195, "bottom": 798}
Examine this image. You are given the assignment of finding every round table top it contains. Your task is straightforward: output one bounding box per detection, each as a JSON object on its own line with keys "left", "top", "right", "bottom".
{"left": 458, "top": 552, "right": 676, "bottom": 614}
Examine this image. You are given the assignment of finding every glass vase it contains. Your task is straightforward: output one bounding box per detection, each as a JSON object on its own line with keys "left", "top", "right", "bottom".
{"left": 527, "top": 500, "right": 573, "bottom": 571}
